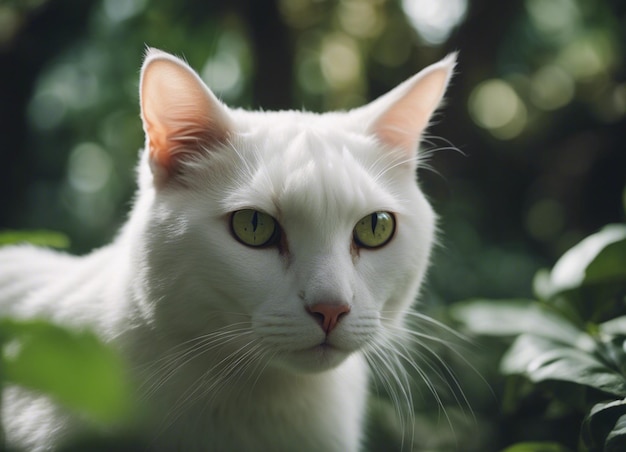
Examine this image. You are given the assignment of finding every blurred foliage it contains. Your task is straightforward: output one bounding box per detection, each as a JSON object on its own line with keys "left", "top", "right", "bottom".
{"left": 0, "top": 231, "right": 132, "bottom": 450}
{"left": 0, "top": 0, "right": 625, "bottom": 450}
{"left": 454, "top": 220, "right": 626, "bottom": 450}
{"left": 500, "top": 444, "right": 571, "bottom": 452}
{"left": 0, "top": 230, "right": 70, "bottom": 248}
{"left": 1, "top": 0, "right": 624, "bottom": 276}
{"left": 0, "top": 318, "right": 131, "bottom": 423}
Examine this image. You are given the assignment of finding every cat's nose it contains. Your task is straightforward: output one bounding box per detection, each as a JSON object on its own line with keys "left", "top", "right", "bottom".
{"left": 306, "top": 303, "right": 351, "bottom": 335}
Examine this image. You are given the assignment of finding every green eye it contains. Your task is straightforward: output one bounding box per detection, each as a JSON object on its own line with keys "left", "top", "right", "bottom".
{"left": 231, "top": 209, "right": 280, "bottom": 247}
{"left": 353, "top": 212, "right": 396, "bottom": 248}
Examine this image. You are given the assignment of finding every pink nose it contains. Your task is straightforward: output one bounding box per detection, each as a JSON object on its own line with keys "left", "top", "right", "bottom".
{"left": 307, "top": 303, "right": 351, "bottom": 334}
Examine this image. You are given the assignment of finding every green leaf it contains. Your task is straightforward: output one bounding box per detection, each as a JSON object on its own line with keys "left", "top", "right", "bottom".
{"left": 0, "top": 230, "right": 70, "bottom": 249}
{"left": 451, "top": 299, "right": 535, "bottom": 336}
{"left": 451, "top": 299, "right": 585, "bottom": 344}
{"left": 0, "top": 319, "right": 130, "bottom": 422}
{"left": 533, "top": 269, "right": 553, "bottom": 303}
{"left": 540, "top": 224, "right": 626, "bottom": 299}
{"left": 500, "top": 442, "right": 572, "bottom": 452}
{"left": 582, "top": 398, "right": 626, "bottom": 452}
{"left": 597, "top": 337, "right": 626, "bottom": 376}
{"left": 585, "top": 237, "right": 626, "bottom": 285}
{"left": 501, "top": 334, "right": 626, "bottom": 396}
{"left": 606, "top": 413, "right": 626, "bottom": 452}
{"left": 600, "top": 316, "right": 626, "bottom": 336}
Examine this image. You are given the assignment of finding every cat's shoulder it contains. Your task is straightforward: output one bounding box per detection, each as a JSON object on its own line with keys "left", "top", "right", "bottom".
{"left": 0, "top": 243, "right": 77, "bottom": 274}
{"left": 0, "top": 244, "right": 79, "bottom": 311}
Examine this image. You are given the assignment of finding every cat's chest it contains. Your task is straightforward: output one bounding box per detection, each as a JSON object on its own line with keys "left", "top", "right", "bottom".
{"left": 156, "top": 402, "right": 362, "bottom": 452}
{"left": 142, "top": 353, "right": 369, "bottom": 452}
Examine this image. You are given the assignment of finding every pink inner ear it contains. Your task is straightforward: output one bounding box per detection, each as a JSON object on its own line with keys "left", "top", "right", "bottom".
{"left": 372, "top": 104, "right": 429, "bottom": 153}
{"left": 140, "top": 54, "right": 231, "bottom": 175}
{"left": 370, "top": 64, "right": 453, "bottom": 154}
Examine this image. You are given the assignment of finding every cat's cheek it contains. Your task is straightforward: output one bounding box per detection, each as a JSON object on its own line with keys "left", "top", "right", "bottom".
{"left": 332, "top": 316, "right": 380, "bottom": 349}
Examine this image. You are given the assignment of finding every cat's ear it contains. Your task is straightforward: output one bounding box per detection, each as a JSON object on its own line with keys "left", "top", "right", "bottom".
{"left": 359, "top": 53, "right": 456, "bottom": 154}
{"left": 140, "top": 48, "right": 233, "bottom": 183}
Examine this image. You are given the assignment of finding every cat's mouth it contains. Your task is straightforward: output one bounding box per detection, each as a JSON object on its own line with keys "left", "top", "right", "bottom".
{"left": 310, "top": 340, "right": 353, "bottom": 360}
{"left": 316, "top": 339, "right": 334, "bottom": 348}
{"left": 312, "top": 341, "right": 338, "bottom": 353}
{"left": 277, "top": 341, "right": 351, "bottom": 373}
{"left": 311, "top": 335, "right": 353, "bottom": 352}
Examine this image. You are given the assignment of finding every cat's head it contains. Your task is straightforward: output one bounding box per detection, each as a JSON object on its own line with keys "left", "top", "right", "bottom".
{"left": 133, "top": 48, "right": 455, "bottom": 373}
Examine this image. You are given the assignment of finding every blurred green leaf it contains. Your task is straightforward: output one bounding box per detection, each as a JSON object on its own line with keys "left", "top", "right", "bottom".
{"left": 0, "top": 319, "right": 130, "bottom": 423}
{"left": 501, "top": 334, "right": 626, "bottom": 396}
{"left": 538, "top": 225, "right": 626, "bottom": 300}
{"left": 583, "top": 399, "right": 626, "bottom": 452}
{"left": 451, "top": 299, "right": 583, "bottom": 344}
{"left": 606, "top": 413, "right": 626, "bottom": 451}
{"left": 0, "top": 230, "right": 70, "bottom": 249}
{"left": 597, "top": 337, "right": 626, "bottom": 376}
{"left": 500, "top": 442, "right": 572, "bottom": 452}
{"left": 451, "top": 299, "right": 535, "bottom": 336}
{"left": 585, "top": 236, "right": 626, "bottom": 285}
{"left": 601, "top": 317, "right": 626, "bottom": 336}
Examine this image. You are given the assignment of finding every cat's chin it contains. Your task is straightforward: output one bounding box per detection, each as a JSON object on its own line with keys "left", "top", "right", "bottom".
{"left": 277, "top": 344, "right": 353, "bottom": 373}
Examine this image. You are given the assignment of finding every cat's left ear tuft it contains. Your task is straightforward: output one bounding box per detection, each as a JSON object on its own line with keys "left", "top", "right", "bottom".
{"left": 364, "top": 53, "right": 457, "bottom": 154}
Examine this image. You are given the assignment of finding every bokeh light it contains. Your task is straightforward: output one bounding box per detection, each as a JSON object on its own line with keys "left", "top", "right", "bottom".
{"left": 102, "top": 0, "right": 147, "bottom": 23}
{"left": 201, "top": 30, "right": 250, "bottom": 102}
{"left": 0, "top": 6, "right": 21, "bottom": 47}
{"left": 558, "top": 31, "right": 616, "bottom": 82}
{"left": 525, "top": 0, "right": 579, "bottom": 39}
{"left": 338, "top": 1, "right": 384, "bottom": 39}
{"left": 525, "top": 198, "right": 566, "bottom": 241}
{"left": 320, "top": 33, "right": 361, "bottom": 89}
{"left": 28, "top": 63, "right": 101, "bottom": 131}
{"left": 530, "top": 65, "right": 575, "bottom": 111}
{"left": 67, "top": 142, "right": 112, "bottom": 194}
{"left": 469, "top": 79, "right": 528, "bottom": 139}
{"left": 402, "top": 0, "right": 467, "bottom": 45}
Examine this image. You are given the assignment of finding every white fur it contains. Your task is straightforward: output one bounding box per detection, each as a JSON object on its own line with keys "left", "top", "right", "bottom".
{"left": 0, "top": 49, "right": 455, "bottom": 451}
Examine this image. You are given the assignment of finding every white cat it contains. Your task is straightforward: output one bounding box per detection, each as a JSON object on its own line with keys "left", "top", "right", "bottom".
{"left": 0, "top": 48, "right": 455, "bottom": 451}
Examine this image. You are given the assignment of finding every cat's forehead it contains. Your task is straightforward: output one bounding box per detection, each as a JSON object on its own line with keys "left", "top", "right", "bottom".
{"left": 223, "top": 117, "right": 401, "bottom": 224}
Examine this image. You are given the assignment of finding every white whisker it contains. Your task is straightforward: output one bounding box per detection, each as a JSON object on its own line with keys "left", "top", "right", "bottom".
{"left": 137, "top": 323, "right": 253, "bottom": 400}
{"left": 152, "top": 332, "right": 264, "bottom": 444}
{"left": 363, "top": 307, "right": 485, "bottom": 450}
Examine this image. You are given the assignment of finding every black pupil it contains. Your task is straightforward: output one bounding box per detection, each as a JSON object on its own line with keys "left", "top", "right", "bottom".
{"left": 370, "top": 213, "right": 378, "bottom": 234}
{"left": 251, "top": 211, "right": 259, "bottom": 232}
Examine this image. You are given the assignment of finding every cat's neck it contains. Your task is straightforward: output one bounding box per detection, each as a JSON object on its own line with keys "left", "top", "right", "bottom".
{"left": 130, "top": 343, "right": 369, "bottom": 451}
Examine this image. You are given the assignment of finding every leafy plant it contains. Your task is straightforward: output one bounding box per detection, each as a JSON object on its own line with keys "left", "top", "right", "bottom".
{"left": 0, "top": 230, "right": 70, "bottom": 249}
{"left": 0, "top": 319, "right": 130, "bottom": 423}
{"left": 0, "top": 231, "right": 131, "bottom": 450}
{"left": 452, "top": 223, "right": 626, "bottom": 451}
